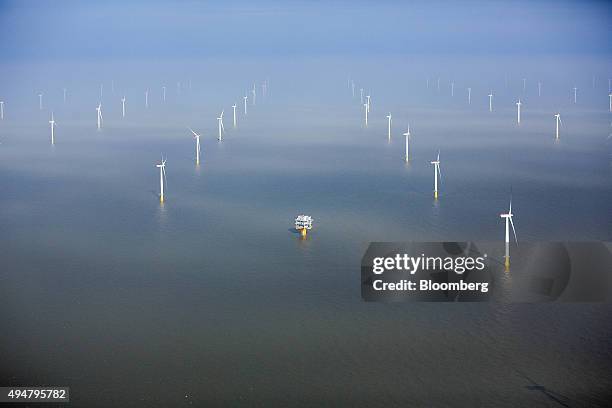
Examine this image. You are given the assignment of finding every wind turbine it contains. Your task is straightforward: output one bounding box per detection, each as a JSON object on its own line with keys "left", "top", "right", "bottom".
{"left": 430, "top": 151, "right": 441, "bottom": 199}
{"left": 243, "top": 95, "right": 248, "bottom": 115}
{"left": 467, "top": 87, "right": 471, "bottom": 104}
{"left": 360, "top": 88, "right": 364, "bottom": 104}
{"left": 522, "top": 78, "right": 526, "bottom": 92}
{"left": 403, "top": 124, "right": 412, "bottom": 162}
{"left": 609, "top": 93, "right": 612, "bottom": 113}
{"left": 516, "top": 99, "right": 522, "bottom": 124}
{"left": 573, "top": 87, "right": 577, "bottom": 104}
{"left": 386, "top": 113, "right": 392, "bottom": 141}
{"left": 366, "top": 95, "right": 371, "bottom": 112}
{"left": 554, "top": 113, "right": 562, "bottom": 140}
{"left": 189, "top": 128, "right": 201, "bottom": 165}
{"left": 49, "top": 112, "right": 56, "bottom": 145}
{"left": 500, "top": 197, "right": 518, "bottom": 271}
{"left": 63, "top": 88, "right": 67, "bottom": 103}
{"left": 251, "top": 84, "right": 256, "bottom": 105}
{"left": 426, "top": 77, "right": 429, "bottom": 89}
{"left": 121, "top": 96, "right": 126, "bottom": 118}
{"left": 162, "top": 86, "right": 166, "bottom": 103}
{"left": 488, "top": 91, "right": 493, "bottom": 112}
{"left": 96, "top": 103, "right": 103, "bottom": 130}
{"left": 0, "top": 101, "right": 4, "bottom": 120}
{"left": 217, "top": 110, "right": 225, "bottom": 141}
{"left": 156, "top": 156, "right": 167, "bottom": 203}
{"left": 538, "top": 81, "right": 542, "bottom": 97}
{"left": 351, "top": 80, "right": 355, "bottom": 97}
{"left": 451, "top": 81, "right": 454, "bottom": 97}
{"left": 363, "top": 103, "right": 368, "bottom": 127}
{"left": 145, "top": 89, "right": 149, "bottom": 108}
{"left": 232, "top": 104, "right": 237, "bottom": 127}
{"left": 38, "top": 93, "right": 43, "bottom": 110}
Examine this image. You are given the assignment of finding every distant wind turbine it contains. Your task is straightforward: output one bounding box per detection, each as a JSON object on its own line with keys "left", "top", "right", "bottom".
{"left": 360, "top": 88, "right": 364, "bottom": 104}
{"left": 538, "top": 81, "right": 542, "bottom": 97}
{"left": 467, "top": 87, "right": 471, "bottom": 104}
{"left": 451, "top": 81, "right": 454, "bottom": 97}
{"left": 63, "top": 88, "right": 67, "bottom": 103}
{"left": 217, "top": 110, "right": 225, "bottom": 141}
{"left": 351, "top": 80, "right": 355, "bottom": 97}
{"left": 522, "top": 78, "right": 526, "bottom": 92}
{"left": 609, "top": 93, "right": 612, "bottom": 113}
{"left": 573, "top": 87, "right": 577, "bottom": 104}
{"left": 38, "top": 93, "right": 43, "bottom": 110}
{"left": 500, "top": 197, "right": 518, "bottom": 271}
{"left": 554, "top": 113, "right": 562, "bottom": 140}
{"left": 49, "top": 112, "right": 56, "bottom": 145}
{"left": 430, "top": 151, "right": 441, "bottom": 199}
{"left": 386, "top": 113, "right": 392, "bottom": 141}
{"left": 243, "top": 95, "right": 248, "bottom": 115}
{"left": 403, "top": 124, "right": 412, "bottom": 162}
{"left": 0, "top": 101, "right": 4, "bottom": 120}
{"left": 363, "top": 103, "right": 368, "bottom": 127}
{"left": 516, "top": 99, "right": 522, "bottom": 124}
{"left": 96, "top": 103, "right": 103, "bottom": 130}
{"left": 162, "top": 86, "right": 166, "bottom": 103}
{"left": 232, "top": 104, "right": 237, "bottom": 127}
{"left": 252, "top": 84, "right": 256, "bottom": 105}
{"left": 366, "top": 95, "right": 371, "bottom": 112}
{"left": 488, "top": 91, "right": 493, "bottom": 112}
{"left": 145, "top": 89, "right": 149, "bottom": 108}
{"left": 121, "top": 96, "right": 126, "bottom": 118}
{"left": 156, "top": 156, "right": 167, "bottom": 203}
{"left": 189, "top": 128, "right": 201, "bottom": 165}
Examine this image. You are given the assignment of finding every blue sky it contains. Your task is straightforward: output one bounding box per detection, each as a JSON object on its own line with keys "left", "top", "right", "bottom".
{"left": 0, "top": 0, "right": 610, "bottom": 61}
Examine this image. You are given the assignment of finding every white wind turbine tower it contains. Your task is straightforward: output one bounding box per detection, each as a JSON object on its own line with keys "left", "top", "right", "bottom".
{"left": 366, "top": 95, "right": 371, "bottom": 112}
{"left": 96, "top": 103, "right": 103, "bottom": 130}
{"left": 403, "top": 124, "right": 412, "bottom": 162}
{"left": 430, "top": 151, "right": 442, "bottom": 199}
{"left": 121, "top": 96, "right": 126, "bottom": 118}
{"left": 252, "top": 84, "right": 256, "bottom": 105}
{"left": 0, "top": 101, "right": 4, "bottom": 120}
{"left": 386, "top": 113, "right": 392, "bottom": 141}
{"left": 516, "top": 99, "right": 522, "bottom": 124}
{"left": 538, "top": 81, "right": 542, "bottom": 97}
{"left": 232, "top": 104, "right": 237, "bottom": 127}
{"left": 500, "top": 197, "right": 518, "bottom": 271}
{"left": 488, "top": 91, "right": 493, "bottom": 112}
{"left": 162, "top": 86, "right": 166, "bottom": 103}
{"left": 243, "top": 95, "right": 248, "bottom": 115}
{"left": 451, "top": 81, "right": 454, "bottom": 97}
{"left": 217, "top": 110, "right": 225, "bottom": 141}
{"left": 351, "top": 80, "right": 355, "bottom": 97}
{"left": 145, "top": 89, "right": 149, "bottom": 108}
{"left": 49, "top": 112, "right": 56, "bottom": 145}
{"left": 573, "top": 87, "right": 577, "bottom": 104}
{"left": 363, "top": 103, "right": 369, "bottom": 127}
{"left": 38, "top": 93, "right": 43, "bottom": 110}
{"left": 467, "top": 87, "right": 471, "bottom": 104}
{"left": 189, "top": 128, "right": 201, "bottom": 165}
{"left": 609, "top": 93, "right": 612, "bottom": 112}
{"left": 554, "top": 113, "right": 562, "bottom": 140}
{"left": 156, "top": 156, "right": 167, "bottom": 203}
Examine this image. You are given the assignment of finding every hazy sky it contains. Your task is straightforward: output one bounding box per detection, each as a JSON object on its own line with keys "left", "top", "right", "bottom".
{"left": 0, "top": 0, "right": 611, "bottom": 62}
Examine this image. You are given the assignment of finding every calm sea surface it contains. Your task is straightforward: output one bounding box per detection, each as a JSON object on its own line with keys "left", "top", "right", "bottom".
{"left": 1, "top": 60, "right": 611, "bottom": 406}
